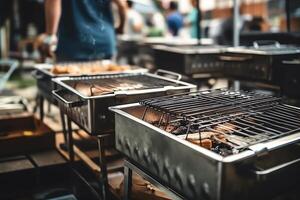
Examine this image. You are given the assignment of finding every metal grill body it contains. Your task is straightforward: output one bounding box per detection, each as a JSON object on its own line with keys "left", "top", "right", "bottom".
{"left": 153, "top": 45, "right": 226, "bottom": 76}
{"left": 53, "top": 73, "right": 196, "bottom": 134}
{"left": 223, "top": 45, "right": 300, "bottom": 82}
{"left": 33, "top": 63, "right": 147, "bottom": 104}
{"left": 110, "top": 89, "right": 300, "bottom": 200}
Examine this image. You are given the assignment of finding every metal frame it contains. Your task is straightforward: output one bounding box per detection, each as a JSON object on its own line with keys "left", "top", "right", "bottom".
{"left": 123, "top": 159, "right": 184, "bottom": 200}
{"left": 62, "top": 113, "right": 114, "bottom": 200}
{"left": 64, "top": 116, "right": 103, "bottom": 199}
{"left": 53, "top": 72, "right": 196, "bottom": 100}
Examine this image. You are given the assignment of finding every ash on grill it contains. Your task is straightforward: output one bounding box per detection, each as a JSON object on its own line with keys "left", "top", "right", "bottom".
{"left": 139, "top": 89, "right": 300, "bottom": 156}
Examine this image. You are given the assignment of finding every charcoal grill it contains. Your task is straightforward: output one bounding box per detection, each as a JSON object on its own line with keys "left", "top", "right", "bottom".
{"left": 33, "top": 62, "right": 147, "bottom": 104}
{"left": 33, "top": 62, "right": 147, "bottom": 122}
{"left": 53, "top": 71, "right": 196, "bottom": 135}
{"left": 110, "top": 89, "right": 300, "bottom": 200}
{"left": 223, "top": 41, "right": 300, "bottom": 81}
{"left": 53, "top": 70, "right": 195, "bottom": 199}
{"left": 117, "top": 35, "right": 213, "bottom": 69}
{"left": 153, "top": 45, "right": 226, "bottom": 77}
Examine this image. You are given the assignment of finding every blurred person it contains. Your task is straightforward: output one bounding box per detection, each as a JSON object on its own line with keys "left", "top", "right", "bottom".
{"left": 217, "top": 7, "right": 253, "bottom": 45}
{"left": 185, "top": 0, "right": 199, "bottom": 39}
{"left": 40, "top": 0, "right": 126, "bottom": 61}
{"left": 244, "top": 16, "right": 263, "bottom": 32}
{"left": 146, "top": 15, "right": 166, "bottom": 37}
{"left": 166, "top": 1, "right": 183, "bottom": 36}
{"left": 152, "top": 12, "right": 167, "bottom": 34}
{"left": 124, "top": 0, "right": 144, "bottom": 37}
{"left": 147, "top": 0, "right": 167, "bottom": 37}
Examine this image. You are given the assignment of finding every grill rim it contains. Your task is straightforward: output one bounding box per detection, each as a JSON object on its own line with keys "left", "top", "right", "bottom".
{"left": 226, "top": 45, "right": 300, "bottom": 55}
{"left": 109, "top": 102, "right": 300, "bottom": 162}
{"left": 52, "top": 72, "right": 197, "bottom": 99}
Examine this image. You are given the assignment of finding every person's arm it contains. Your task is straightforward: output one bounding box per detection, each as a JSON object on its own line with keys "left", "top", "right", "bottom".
{"left": 112, "top": 0, "right": 126, "bottom": 34}
{"left": 45, "top": 0, "right": 61, "bottom": 36}
{"left": 38, "top": 0, "right": 61, "bottom": 60}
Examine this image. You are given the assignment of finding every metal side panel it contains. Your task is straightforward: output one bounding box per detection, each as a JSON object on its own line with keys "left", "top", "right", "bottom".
{"left": 114, "top": 112, "right": 221, "bottom": 200}
{"left": 220, "top": 142, "right": 300, "bottom": 200}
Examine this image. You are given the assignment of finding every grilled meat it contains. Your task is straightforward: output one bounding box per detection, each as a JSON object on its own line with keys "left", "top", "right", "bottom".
{"left": 51, "top": 62, "right": 131, "bottom": 75}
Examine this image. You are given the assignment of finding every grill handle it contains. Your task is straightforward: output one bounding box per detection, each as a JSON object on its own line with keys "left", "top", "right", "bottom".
{"left": 253, "top": 40, "right": 280, "bottom": 49}
{"left": 155, "top": 69, "right": 182, "bottom": 81}
{"left": 218, "top": 55, "right": 253, "bottom": 62}
{"left": 52, "top": 90, "right": 85, "bottom": 108}
{"left": 252, "top": 157, "right": 300, "bottom": 182}
{"left": 31, "top": 70, "right": 45, "bottom": 80}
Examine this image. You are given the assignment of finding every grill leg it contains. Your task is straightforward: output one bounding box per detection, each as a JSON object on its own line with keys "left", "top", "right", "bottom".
{"left": 60, "top": 111, "right": 68, "bottom": 144}
{"left": 65, "top": 117, "right": 78, "bottom": 196}
{"left": 47, "top": 101, "right": 51, "bottom": 114}
{"left": 33, "top": 94, "right": 39, "bottom": 113}
{"left": 123, "top": 163, "right": 132, "bottom": 200}
{"left": 39, "top": 94, "right": 44, "bottom": 121}
{"left": 67, "top": 117, "right": 74, "bottom": 162}
{"left": 97, "top": 136, "right": 108, "bottom": 200}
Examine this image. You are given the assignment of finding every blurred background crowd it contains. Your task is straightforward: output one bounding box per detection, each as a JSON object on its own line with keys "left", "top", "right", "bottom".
{"left": 0, "top": 0, "right": 300, "bottom": 62}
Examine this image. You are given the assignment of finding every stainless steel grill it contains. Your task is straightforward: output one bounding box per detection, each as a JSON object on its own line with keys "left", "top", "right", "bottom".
{"left": 223, "top": 43, "right": 300, "bottom": 81}
{"left": 153, "top": 45, "right": 226, "bottom": 76}
{"left": 33, "top": 63, "right": 147, "bottom": 104}
{"left": 53, "top": 71, "right": 196, "bottom": 134}
{"left": 110, "top": 89, "right": 300, "bottom": 200}
{"left": 139, "top": 89, "right": 300, "bottom": 155}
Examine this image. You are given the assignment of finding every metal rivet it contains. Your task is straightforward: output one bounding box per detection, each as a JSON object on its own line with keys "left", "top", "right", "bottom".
{"left": 134, "top": 146, "right": 140, "bottom": 159}
{"left": 202, "top": 182, "right": 210, "bottom": 196}
{"left": 188, "top": 175, "right": 197, "bottom": 198}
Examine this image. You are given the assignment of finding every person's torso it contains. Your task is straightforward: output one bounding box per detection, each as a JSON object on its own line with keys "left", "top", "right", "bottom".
{"left": 167, "top": 12, "right": 183, "bottom": 36}
{"left": 57, "top": 0, "right": 116, "bottom": 61}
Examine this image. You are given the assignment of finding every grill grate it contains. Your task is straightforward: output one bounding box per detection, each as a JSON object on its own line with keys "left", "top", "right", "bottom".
{"left": 63, "top": 74, "right": 179, "bottom": 96}
{"left": 139, "top": 89, "right": 300, "bottom": 156}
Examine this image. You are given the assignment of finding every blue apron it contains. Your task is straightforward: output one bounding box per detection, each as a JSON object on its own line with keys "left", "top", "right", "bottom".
{"left": 56, "top": 0, "right": 116, "bottom": 61}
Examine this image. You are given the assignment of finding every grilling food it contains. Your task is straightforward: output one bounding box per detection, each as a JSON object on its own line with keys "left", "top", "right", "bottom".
{"left": 139, "top": 89, "right": 300, "bottom": 156}
{"left": 186, "top": 138, "right": 213, "bottom": 149}
{"left": 146, "top": 114, "right": 242, "bottom": 155}
{"left": 144, "top": 110, "right": 236, "bottom": 153}
{"left": 50, "top": 61, "right": 131, "bottom": 75}
{"left": 73, "top": 82, "right": 112, "bottom": 96}
{"left": 73, "top": 82, "right": 145, "bottom": 97}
